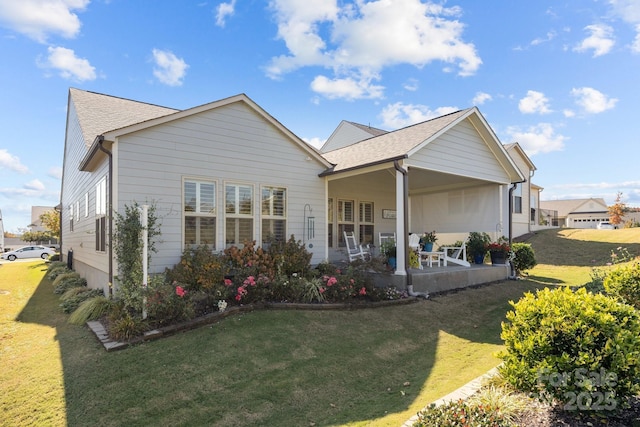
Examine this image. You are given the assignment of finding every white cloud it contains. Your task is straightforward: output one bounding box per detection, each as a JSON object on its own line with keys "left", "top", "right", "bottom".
{"left": 571, "top": 87, "right": 618, "bottom": 114}
{"left": 215, "top": 0, "right": 236, "bottom": 27}
{"left": 48, "top": 166, "right": 62, "bottom": 179}
{"left": 0, "top": 149, "right": 29, "bottom": 173}
{"left": 41, "top": 46, "right": 96, "bottom": 81}
{"left": 379, "top": 102, "right": 458, "bottom": 129}
{"left": 266, "top": 0, "right": 481, "bottom": 100}
{"left": 518, "top": 90, "right": 552, "bottom": 114}
{"left": 152, "top": 49, "right": 188, "bottom": 86}
{"left": 472, "top": 91, "right": 492, "bottom": 105}
{"left": 0, "top": 0, "right": 89, "bottom": 43}
{"left": 403, "top": 78, "right": 419, "bottom": 92}
{"left": 24, "top": 179, "right": 45, "bottom": 191}
{"left": 506, "top": 123, "right": 567, "bottom": 155}
{"left": 531, "top": 31, "right": 556, "bottom": 46}
{"left": 607, "top": 0, "right": 640, "bottom": 52}
{"left": 563, "top": 109, "right": 575, "bottom": 118}
{"left": 573, "top": 24, "right": 615, "bottom": 57}
{"left": 302, "top": 136, "right": 325, "bottom": 149}
{"left": 310, "top": 74, "right": 384, "bottom": 100}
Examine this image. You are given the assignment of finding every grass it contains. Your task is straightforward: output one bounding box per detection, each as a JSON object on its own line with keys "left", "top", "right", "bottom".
{"left": 1, "top": 227, "right": 638, "bottom": 426}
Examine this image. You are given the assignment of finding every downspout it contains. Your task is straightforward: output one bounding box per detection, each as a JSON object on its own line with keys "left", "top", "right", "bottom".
{"left": 394, "top": 160, "right": 428, "bottom": 299}
{"left": 97, "top": 136, "right": 114, "bottom": 291}
{"left": 508, "top": 183, "right": 517, "bottom": 280}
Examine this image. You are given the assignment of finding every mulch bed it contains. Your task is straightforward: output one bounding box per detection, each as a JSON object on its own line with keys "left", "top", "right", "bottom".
{"left": 517, "top": 396, "right": 640, "bottom": 426}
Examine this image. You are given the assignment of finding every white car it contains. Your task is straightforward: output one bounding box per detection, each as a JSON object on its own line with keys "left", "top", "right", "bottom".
{"left": 596, "top": 221, "right": 615, "bottom": 230}
{"left": 1, "top": 245, "right": 56, "bottom": 261}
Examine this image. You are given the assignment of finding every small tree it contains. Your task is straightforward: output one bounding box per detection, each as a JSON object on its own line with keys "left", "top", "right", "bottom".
{"left": 608, "top": 192, "right": 627, "bottom": 227}
{"left": 39, "top": 209, "right": 61, "bottom": 240}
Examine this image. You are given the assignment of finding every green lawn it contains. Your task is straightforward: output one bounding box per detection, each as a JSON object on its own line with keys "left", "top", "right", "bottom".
{"left": 1, "top": 228, "right": 638, "bottom": 426}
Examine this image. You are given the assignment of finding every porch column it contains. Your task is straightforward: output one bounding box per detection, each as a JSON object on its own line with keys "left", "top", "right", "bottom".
{"left": 395, "top": 166, "right": 407, "bottom": 276}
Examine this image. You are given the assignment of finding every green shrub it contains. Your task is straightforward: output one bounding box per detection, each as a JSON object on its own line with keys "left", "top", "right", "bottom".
{"left": 68, "top": 296, "right": 112, "bottom": 325}
{"left": 413, "top": 399, "right": 512, "bottom": 427}
{"left": 300, "top": 278, "right": 326, "bottom": 303}
{"left": 60, "top": 288, "right": 104, "bottom": 313}
{"left": 47, "top": 265, "right": 71, "bottom": 280}
{"left": 108, "top": 311, "right": 148, "bottom": 341}
{"left": 499, "top": 287, "right": 640, "bottom": 410}
{"left": 604, "top": 261, "right": 640, "bottom": 309}
{"left": 510, "top": 243, "right": 537, "bottom": 275}
{"left": 268, "top": 235, "right": 312, "bottom": 277}
{"left": 165, "top": 245, "right": 226, "bottom": 292}
{"left": 145, "top": 278, "right": 195, "bottom": 326}
{"left": 52, "top": 272, "right": 87, "bottom": 294}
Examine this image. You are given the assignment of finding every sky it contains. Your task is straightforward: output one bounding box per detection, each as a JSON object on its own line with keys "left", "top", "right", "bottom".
{"left": 0, "top": 0, "right": 639, "bottom": 233}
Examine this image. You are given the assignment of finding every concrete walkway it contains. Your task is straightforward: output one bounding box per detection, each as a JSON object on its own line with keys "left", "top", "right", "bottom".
{"left": 402, "top": 367, "right": 500, "bottom": 427}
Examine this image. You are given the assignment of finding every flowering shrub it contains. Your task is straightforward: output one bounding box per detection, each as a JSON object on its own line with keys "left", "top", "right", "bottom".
{"left": 145, "top": 278, "right": 195, "bottom": 326}
{"left": 486, "top": 238, "right": 510, "bottom": 254}
{"left": 420, "top": 230, "right": 437, "bottom": 243}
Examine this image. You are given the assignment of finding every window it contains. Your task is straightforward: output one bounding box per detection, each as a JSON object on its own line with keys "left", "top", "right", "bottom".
{"left": 84, "top": 193, "right": 89, "bottom": 217}
{"left": 261, "top": 186, "right": 286, "bottom": 243}
{"left": 359, "top": 201, "right": 374, "bottom": 245}
{"left": 75, "top": 201, "right": 80, "bottom": 222}
{"left": 327, "top": 198, "right": 334, "bottom": 248}
{"left": 184, "top": 180, "right": 216, "bottom": 248}
{"left": 337, "top": 199, "right": 354, "bottom": 247}
{"left": 513, "top": 183, "right": 522, "bottom": 214}
{"left": 95, "top": 176, "right": 107, "bottom": 252}
{"left": 225, "top": 183, "right": 253, "bottom": 247}
{"left": 69, "top": 205, "right": 74, "bottom": 232}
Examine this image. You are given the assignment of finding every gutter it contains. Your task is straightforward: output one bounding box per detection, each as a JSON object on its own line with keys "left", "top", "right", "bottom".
{"left": 96, "top": 136, "right": 114, "bottom": 290}
{"left": 319, "top": 155, "right": 407, "bottom": 177}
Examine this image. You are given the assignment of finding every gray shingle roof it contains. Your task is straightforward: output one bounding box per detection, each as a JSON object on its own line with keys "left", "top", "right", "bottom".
{"left": 70, "top": 88, "right": 178, "bottom": 148}
{"left": 322, "top": 108, "right": 472, "bottom": 172}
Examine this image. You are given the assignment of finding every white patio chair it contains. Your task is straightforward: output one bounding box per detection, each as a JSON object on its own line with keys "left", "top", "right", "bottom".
{"left": 441, "top": 236, "right": 471, "bottom": 267}
{"left": 378, "top": 232, "right": 396, "bottom": 247}
{"left": 343, "top": 231, "right": 371, "bottom": 262}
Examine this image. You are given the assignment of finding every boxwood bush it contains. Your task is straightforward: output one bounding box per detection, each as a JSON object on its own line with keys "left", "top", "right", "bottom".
{"left": 510, "top": 243, "right": 537, "bottom": 276}
{"left": 499, "top": 287, "right": 640, "bottom": 410}
{"left": 604, "top": 261, "right": 640, "bottom": 309}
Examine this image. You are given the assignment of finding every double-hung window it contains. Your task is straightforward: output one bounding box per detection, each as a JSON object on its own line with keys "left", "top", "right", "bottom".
{"left": 261, "top": 186, "right": 286, "bottom": 243}
{"left": 184, "top": 179, "right": 216, "bottom": 248}
{"left": 359, "top": 201, "right": 374, "bottom": 245}
{"left": 513, "top": 183, "right": 522, "bottom": 214}
{"left": 225, "top": 183, "right": 253, "bottom": 247}
{"left": 337, "top": 199, "right": 354, "bottom": 247}
{"left": 95, "top": 176, "right": 107, "bottom": 252}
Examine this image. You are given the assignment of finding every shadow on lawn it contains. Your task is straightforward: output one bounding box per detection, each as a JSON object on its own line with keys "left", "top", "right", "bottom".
{"left": 15, "top": 270, "right": 545, "bottom": 427}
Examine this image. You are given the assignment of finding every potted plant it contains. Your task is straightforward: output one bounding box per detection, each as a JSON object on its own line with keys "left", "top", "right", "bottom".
{"left": 467, "top": 232, "right": 491, "bottom": 264}
{"left": 420, "top": 230, "right": 437, "bottom": 252}
{"left": 486, "top": 237, "right": 510, "bottom": 265}
{"left": 380, "top": 241, "right": 397, "bottom": 270}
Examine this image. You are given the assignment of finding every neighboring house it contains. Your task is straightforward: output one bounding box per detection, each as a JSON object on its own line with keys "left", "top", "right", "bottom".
{"left": 503, "top": 143, "right": 546, "bottom": 237}
{"left": 0, "top": 209, "right": 4, "bottom": 252}
{"left": 540, "top": 198, "right": 609, "bottom": 228}
{"left": 61, "top": 88, "right": 526, "bottom": 291}
{"left": 28, "top": 206, "right": 55, "bottom": 231}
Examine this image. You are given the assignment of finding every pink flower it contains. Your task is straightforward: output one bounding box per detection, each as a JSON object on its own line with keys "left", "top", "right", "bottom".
{"left": 243, "top": 276, "right": 256, "bottom": 286}
{"left": 175, "top": 286, "right": 186, "bottom": 297}
{"left": 224, "top": 278, "right": 233, "bottom": 287}
{"left": 327, "top": 276, "right": 337, "bottom": 287}
{"left": 359, "top": 287, "right": 367, "bottom": 296}
{"left": 235, "top": 294, "right": 242, "bottom": 301}
{"left": 350, "top": 279, "right": 355, "bottom": 284}
{"left": 319, "top": 287, "right": 326, "bottom": 294}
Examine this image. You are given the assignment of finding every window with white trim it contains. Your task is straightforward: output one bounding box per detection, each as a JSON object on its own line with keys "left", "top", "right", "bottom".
{"left": 328, "top": 198, "right": 334, "bottom": 248}
{"left": 337, "top": 199, "right": 354, "bottom": 247}
{"left": 69, "top": 204, "right": 74, "bottom": 232}
{"left": 261, "top": 186, "right": 286, "bottom": 243}
{"left": 513, "top": 183, "right": 522, "bottom": 214}
{"left": 75, "top": 200, "right": 80, "bottom": 222}
{"left": 225, "top": 183, "right": 253, "bottom": 247}
{"left": 95, "top": 176, "right": 107, "bottom": 252}
{"left": 184, "top": 179, "right": 216, "bottom": 248}
{"left": 84, "top": 193, "right": 89, "bottom": 217}
{"left": 359, "top": 201, "right": 374, "bottom": 245}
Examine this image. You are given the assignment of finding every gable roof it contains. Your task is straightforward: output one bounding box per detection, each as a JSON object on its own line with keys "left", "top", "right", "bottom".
{"left": 69, "top": 88, "right": 177, "bottom": 148}
{"left": 322, "top": 109, "right": 471, "bottom": 173}
{"left": 73, "top": 89, "right": 331, "bottom": 170}
{"left": 320, "top": 120, "right": 388, "bottom": 152}
{"left": 540, "top": 198, "right": 608, "bottom": 216}
{"left": 504, "top": 142, "right": 536, "bottom": 172}
{"left": 320, "top": 107, "right": 524, "bottom": 183}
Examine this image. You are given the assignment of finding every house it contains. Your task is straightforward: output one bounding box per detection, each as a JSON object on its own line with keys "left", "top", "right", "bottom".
{"left": 28, "top": 206, "right": 56, "bottom": 232}
{"left": 61, "top": 88, "right": 528, "bottom": 292}
{"left": 540, "top": 198, "right": 609, "bottom": 229}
